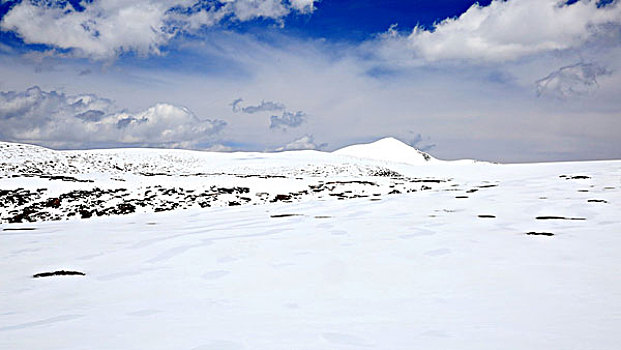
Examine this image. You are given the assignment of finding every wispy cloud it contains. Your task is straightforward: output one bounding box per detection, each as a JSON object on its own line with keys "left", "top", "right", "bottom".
{"left": 407, "top": 132, "right": 436, "bottom": 152}
{"left": 536, "top": 62, "right": 611, "bottom": 99}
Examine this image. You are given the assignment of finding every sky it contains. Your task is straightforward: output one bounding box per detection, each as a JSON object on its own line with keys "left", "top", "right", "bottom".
{"left": 0, "top": 0, "right": 620, "bottom": 162}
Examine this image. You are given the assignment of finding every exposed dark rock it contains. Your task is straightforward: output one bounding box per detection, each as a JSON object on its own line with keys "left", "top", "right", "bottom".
{"left": 478, "top": 215, "right": 496, "bottom": 218}
{"left": 272, "top": 194, "right": 292, "bottom": 202}
{"left": 368, "top": 168, "right": 402, "bottom": 177}
{"left": 536, "top": 216, "right": 586, "bottom": 220}
{"left": 411, "top": 179, "right": 444, "bottom": 183}
{"left": 587, "top": 199, "right": 608, "bottom": 203}
{"left": 33, "top": 270, "right": 86, "bottom": 278}
{"left": 270, "top": 214, "right": 303, "bottom": 218}
{"left": 115, "top": 203, "right": 136, "bottom": 214}
{"left": 526, "top": 232, "right": 554, "bottom": 236}
{"left": 44, "top": 198, "right": 61, "bottom": 208}
{"left": 325, "top": 180, "right": 377, "bottom": 186}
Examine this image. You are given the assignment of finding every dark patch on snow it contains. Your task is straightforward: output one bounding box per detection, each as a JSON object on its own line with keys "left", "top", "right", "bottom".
{"left": 478, "top": 215, "right": 496, "bottom": 218}
{"left": 559, "top": 175, "right": 590, "bottom": 180}
{"left": 270, "top": 214, "right": 303, "bottom": 218}
{"left": 33, "top": 270, "right": 86, "bottom": 278}
{"left": 536, "top": 216, "right": 586, "bottom": 221}
{"left": 526, "top": 232, "right": 554, "bottom": 236}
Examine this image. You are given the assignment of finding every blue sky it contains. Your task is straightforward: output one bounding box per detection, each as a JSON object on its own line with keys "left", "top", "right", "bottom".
{"left": 0, "top": 0, "right": 620, "bottom": 162}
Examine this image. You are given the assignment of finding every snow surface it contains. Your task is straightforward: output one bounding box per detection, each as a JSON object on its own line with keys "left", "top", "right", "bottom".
{"left": 1, "top": 139, "right": 621, "bottom": 349}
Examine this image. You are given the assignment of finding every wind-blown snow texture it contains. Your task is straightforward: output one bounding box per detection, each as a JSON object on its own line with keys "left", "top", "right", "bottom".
{"left": 1, "top": 138, "right": 620, "bottom": 349}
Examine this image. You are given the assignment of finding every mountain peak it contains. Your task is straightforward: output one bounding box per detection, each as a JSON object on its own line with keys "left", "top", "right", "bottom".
{"left": 333, "top": 137, "right": 436, "bottom": 165}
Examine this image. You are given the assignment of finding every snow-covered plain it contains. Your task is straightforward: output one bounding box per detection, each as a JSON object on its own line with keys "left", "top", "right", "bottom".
{"left": 1, "top": 138, "right": 620, "bottom": 349}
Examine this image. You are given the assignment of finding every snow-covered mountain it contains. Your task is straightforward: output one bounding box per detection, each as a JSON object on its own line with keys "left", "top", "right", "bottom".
{"left": 1, "top": 139, "right": 620, "bottom": 349}
{"left": 334, "top": 137, "right": 437, "bottom": 164}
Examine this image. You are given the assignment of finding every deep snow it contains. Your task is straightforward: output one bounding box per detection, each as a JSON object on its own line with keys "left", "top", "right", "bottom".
{"left": 1, "top": 139, "right": 620, "bottom": 349}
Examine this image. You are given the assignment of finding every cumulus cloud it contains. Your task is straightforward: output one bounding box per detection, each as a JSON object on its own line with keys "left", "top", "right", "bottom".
{"left": 0, "top": 0, "right": 319, "bottom": 58}
{"left": 536, "top": 62, "right": 611, "bottom": 98}
{"left": 401, "top": 0, "right": 621, "bottom": 62}
{"left": 270, "top": 111, "right": 305, "bottom": 129}
{"left": 274, "top": 135, "right": 323, "bottom": 151}
{"left": 0, "top": 86, "right": 226, "bottom": 148}
{"left": 231, "top": 98, "right": 286, "bottom": 113}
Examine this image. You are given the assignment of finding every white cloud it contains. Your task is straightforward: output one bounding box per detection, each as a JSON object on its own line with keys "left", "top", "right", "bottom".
{"left": 2, "top": 20, "right": 620, "bottom": 162}
{"left": 274, "top": 135, "right": 322, "bottom": 151}
{"left": 403, "top": 0, "right": 621, "bottom": 62}
{"left": 288, "top": 0, "right": 316, "bottom": 14}
{"left": 536, "top": 62, "right": 611, "bottom": 98}
{"left": 204, "top": 143, "right": 234, "bottom": 152}
{"left": 0, "top": 0, "right": 319, "bottom": 58}
{"left": 270, "top": 111, "right": 305, "bottom": 129}
{"left": 0, "top": 86, "right": 226, "bottom": 148}
{"left": 231, "top": 98, "right": 286, "bottom": 113}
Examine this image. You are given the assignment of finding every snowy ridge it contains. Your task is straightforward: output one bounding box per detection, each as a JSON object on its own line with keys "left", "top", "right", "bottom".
{"left": 1, "top": 139, "right": 459, "bottom": 223}
{"left": 1, "top": 137, "right": 439, "bottom": 175}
